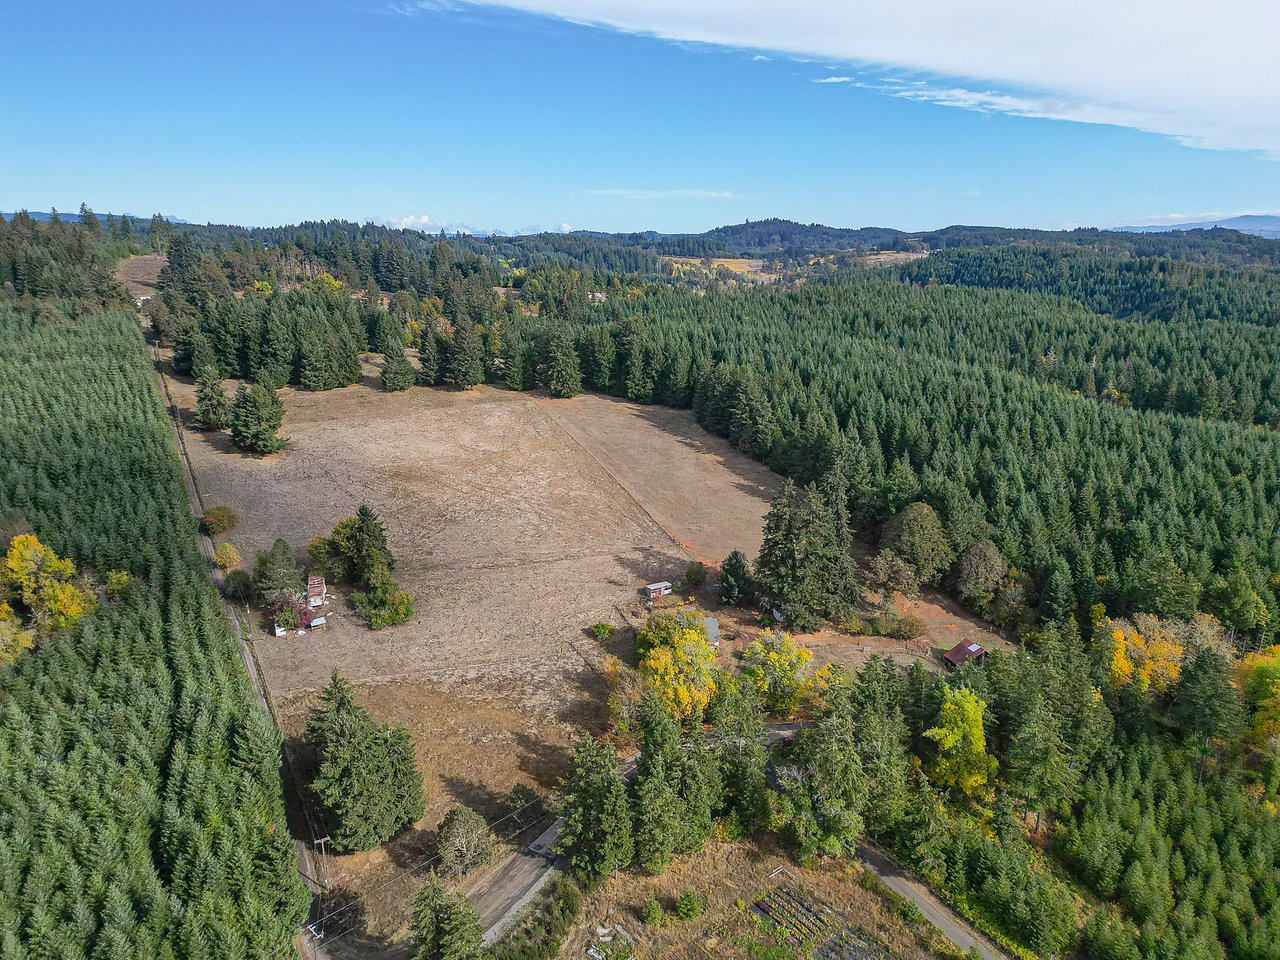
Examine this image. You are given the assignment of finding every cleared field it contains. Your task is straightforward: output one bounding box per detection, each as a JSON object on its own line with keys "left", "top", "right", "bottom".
{"left": 171, "top": 370, "right": 690, "bottom": 698}
{"left": 662, "top": 255, "right": 776, "bottom": 280}
{"left": 541, "top": 394, "right": 781, "bottom": 563}
{"left": 116, "top": 254, "right": 164, "bottom": 300}
{"left": 561, "top": 837, "right": 948, "bottom": 960}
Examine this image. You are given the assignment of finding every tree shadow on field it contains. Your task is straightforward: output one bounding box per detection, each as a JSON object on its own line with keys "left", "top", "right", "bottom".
{"left": 438, "top": 775, "right": 509, "bottom": 823}
{"left": 629, "top": 402, "right": 781, "bottom": 501}
{"left": 611, "top": 544, "right": 688, "bottom": 588}
{"left": 311, "top": 886, "right": 403, "bottom": 960}
{"left": 280, "top": 734, "right": 325, "bottom": 845}
{"left": 513, "top": 732, "right": 572, "bottom": 790}
{"left": 384, "top": 822, "right": 436, "bottom": 870}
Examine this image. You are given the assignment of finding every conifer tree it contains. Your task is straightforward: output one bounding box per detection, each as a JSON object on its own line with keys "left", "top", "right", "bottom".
{"left": 1006, "top": 695, "right": 1075, "bottom": 829}
{"left": 444, "top": 316, "right": 485, "bottom": 389}
{"left": 555, "top": 736, "right": 633, "bottom": 885}
{"left": 381, "top": 348, "right": 415, "bottom": 391}
{"left": 193, "top": 368, "right": 232, "bottom": 429}
{"left": 540, "top": 322, "right": 582, "bottom": 398}
{"left": 230, "top": 382, "right": 286, "bottom": 453}
{"left": 305, "top": 672, "right": 425, "bottom": 851}
{"left": 417, "top": 327, "right": 443, "bottom": 386}
{"left": 410, "top": 873, "right": 483, "bottom": 960}
{"left": 718, "top": 549, "right": 752, "bottom": 605}
{"left": 631, "top": 753, "right": 682, "bottom": 874}
{"left": 755, "top": 481, "right": 859, "bottom": 630}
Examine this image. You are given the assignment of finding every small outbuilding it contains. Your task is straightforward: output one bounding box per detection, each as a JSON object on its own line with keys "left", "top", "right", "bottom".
{"left": 644, "top": 581, "right": 673, "bottom": 600}
{"left": 944, "top": 640, "right": 987, "bottom": 670}
{"left": 307, "top": 575, "right": 327, "bottom": 608}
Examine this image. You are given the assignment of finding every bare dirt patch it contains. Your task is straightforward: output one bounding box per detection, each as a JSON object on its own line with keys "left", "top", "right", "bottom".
{"left": 115, "top": 254, "right": 165, "bottom": 300}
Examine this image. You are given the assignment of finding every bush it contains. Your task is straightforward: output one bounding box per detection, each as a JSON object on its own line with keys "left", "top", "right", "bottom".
{"left": 685, "top": 561, "right": 707, "bottom": 588}
{"left": 438, "top": 805, "right": 495, "bottom": 876}
{"left": 675, "top": 889, "right": 702, "bottom": 921}
{"left": 275, "top": 607, "right": 299, "bottom": 630}
{"left": 223, "top": 568, "right": 253, "bottom": 602}
{"left": 641, "top": 896, "right": 665, "bottom": 926}
{"left": 104, "top": 570, "right": 132, "bottom": 598}
{"left": 840, "top": 614, "right": 868, "bottom": 634}
{"left": 887, "top": 615, "right": 927, "bottom": 640}
{"left": 487, "top": 875, "right": 583, "bottom": 960}
{"left": 213, "top": 542, "right": 241, "bottom": 570}
{"left": 591, "top": 621, "right": 614, "bottom": 641}
{"left": 899, "top": 900, "right": 924, "bottom": 924}
{"left": 202, "top": 505, "right": 239, "bottom": 536}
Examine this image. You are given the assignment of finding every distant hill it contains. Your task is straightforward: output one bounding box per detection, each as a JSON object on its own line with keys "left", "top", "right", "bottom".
{"left": 1, "top": 210, "right": 188, "bottom": 224}
{"left": 1116, "top": 214, "right": 1280, "bottom": 239}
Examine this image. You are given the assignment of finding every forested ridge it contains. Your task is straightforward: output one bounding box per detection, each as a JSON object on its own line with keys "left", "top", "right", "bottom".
{"left": 0, "top": 217, "right": 307, "bottom": 957}
{"left": 886, "top": 243, "right": 1280, "bottom": 327}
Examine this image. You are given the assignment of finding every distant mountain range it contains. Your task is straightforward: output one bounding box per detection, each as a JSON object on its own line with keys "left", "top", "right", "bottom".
{"left": 1115, "top": 214, "right": 1280, "bottom": 240}
{"left": 1, "top": 210, "right": 188, "bottom": 224}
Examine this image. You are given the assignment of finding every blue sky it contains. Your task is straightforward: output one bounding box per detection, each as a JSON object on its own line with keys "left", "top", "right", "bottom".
{"left": 3, "top": 0, "right": 1277, "bottom": 234}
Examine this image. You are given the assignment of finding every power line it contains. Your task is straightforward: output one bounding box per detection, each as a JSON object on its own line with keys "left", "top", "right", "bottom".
{"left": 276, "top": 793, "right": 555, "bottom": 960}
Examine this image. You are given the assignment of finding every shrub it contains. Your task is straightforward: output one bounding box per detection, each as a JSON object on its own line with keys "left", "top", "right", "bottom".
{"left": 213, "top": 542, "right": 241, "bottom": 570}
{"left": 675, "top": 889, "right": 702, "bottom": 921}
{"left": 887, "top": 615, "right": 927, "bottom": 640}
{"left": 839, "top": 614, "right": 868, "bottom": 634}
{"left": 591, "top": 621, "right": 614, "bottom": 641}
{"left": 641, "top": 896, "right": 665, "bottom": 926}
{"left": 201, "top": 505, "right": 239, "bottom": 536}
{"left": 438, "top": 805, "right": 495, "bottom": 876}
{"left": 488, "top": 875, "right": 583, "bottom": 960}
{"left": 685, "top": 561, "right": 707, "bottom": 588}
{"left": 104, "top": 570, "right": 132, "bottom": 598}
{"left": 275, "top": 607, "right": 299, "bottom": 630}
{"left": 223, "top": 568, "right": 253, "bottom": 602}
{"left": 899, "top": 900, "right": 924, "bottom": 924}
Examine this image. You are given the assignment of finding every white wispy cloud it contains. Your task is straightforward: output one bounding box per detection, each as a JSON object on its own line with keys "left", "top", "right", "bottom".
{"left": 408, "top": 1, "right": 1280, "bottom": 157}
{"left": 813, "top": 75, "right": 853, "bottom": 84}
{"left": 586, "top": 188, "right": 735, "bottom": 200}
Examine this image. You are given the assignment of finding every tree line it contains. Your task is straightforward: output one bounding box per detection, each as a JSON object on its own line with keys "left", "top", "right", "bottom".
{"left": 0, "top": 298, "right": 308, "bottom": 957}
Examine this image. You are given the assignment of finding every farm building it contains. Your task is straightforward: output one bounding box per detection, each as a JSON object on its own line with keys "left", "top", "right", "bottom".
{"left": 644, "top": 581, "right": 673, "bottom": 600}
{"left": 944, "top": 640, "right": 987, "bottom": 670}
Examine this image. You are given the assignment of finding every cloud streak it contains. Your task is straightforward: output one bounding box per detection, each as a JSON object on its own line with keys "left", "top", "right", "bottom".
{"left": 416, "top": 1, "right": 1280, "bottom": 156}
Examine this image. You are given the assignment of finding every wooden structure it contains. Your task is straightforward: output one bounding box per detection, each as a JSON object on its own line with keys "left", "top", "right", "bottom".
{"left": 644, "top": 581, "right": 673, "bottom": 600}
{"left": 307, "top": 575, "right": 327, "bottom": 608}
{"left": 943, "top": 639, "right": 987, "bottom": 670}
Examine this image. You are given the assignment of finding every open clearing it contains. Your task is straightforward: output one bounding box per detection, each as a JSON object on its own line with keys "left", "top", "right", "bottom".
{"left": 116, "top": 254, "right": 164, "bottom": 300}
{"left": 162, "top": 356, "right": 1008, "bottom": 941}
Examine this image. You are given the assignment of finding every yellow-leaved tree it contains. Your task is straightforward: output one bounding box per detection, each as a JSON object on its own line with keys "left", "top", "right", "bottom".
{"left": 1101, "top": 615, "right": 1185, "bottom": 694}
{"left": 1237, "top": 645, "right": 1280, "bottom": 748}
{"left": 0, "top": 533, "right": 97, "bottom": 636}
{"left": 637, "top": 613, "right": 717, "bottom": 720}
{"left": 742, "top": 629, "right": 813, "bottom": 717}
{"left": 924, "top": 686, "right": 997, "bottom": 804}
